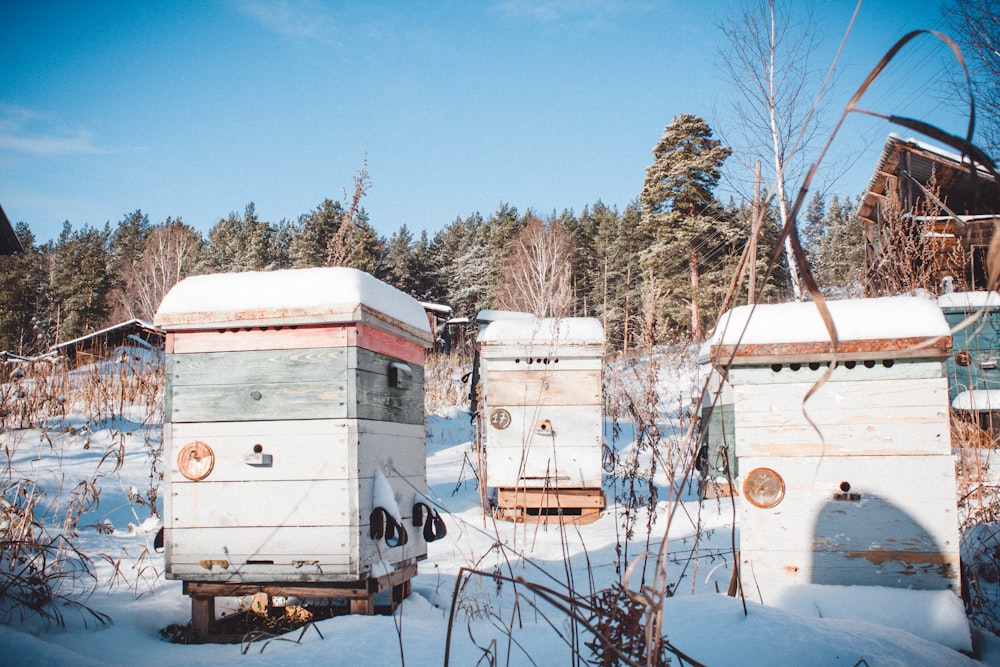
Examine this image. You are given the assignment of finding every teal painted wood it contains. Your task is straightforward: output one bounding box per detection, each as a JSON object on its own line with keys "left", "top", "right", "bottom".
{"left": 165, "top": 346, "right": 424, "bottom": 424}
{"left": 349, "top": 348, "right": 425, "bottom": 424}
{"left": 943, "top": 307, "right": 1000, "bottom": 402}
{"left": 352, "top": 368, "right": 423, "bottom": 423}
{"left": 168, "top": 348, "right": 348, "bottom": 386}
{"left": 170, "top": 380, "right": 349, "bottom": 422}
{"left": 165, "top": 373, "right": 174, "bottom": 423}
{"left": 702, "top": 402, "right": 737, "bottom": 478}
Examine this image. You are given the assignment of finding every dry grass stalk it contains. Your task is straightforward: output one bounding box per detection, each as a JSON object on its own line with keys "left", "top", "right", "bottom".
{"left": 0, "top": 348, "right": 165, "bottom": 625}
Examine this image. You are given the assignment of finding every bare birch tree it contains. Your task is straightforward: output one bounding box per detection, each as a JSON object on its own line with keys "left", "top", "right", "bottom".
{"left": 495, "top": 216, "right": 575, "bottom": 318}
{"left": 115, "top": 220, "right": 203, "bottom": 322}
{"left": 718, "top": 0, "right": 832, "bottom": 301}
{"left": 946, "top": 0, "right": 1000, "bottom": 156}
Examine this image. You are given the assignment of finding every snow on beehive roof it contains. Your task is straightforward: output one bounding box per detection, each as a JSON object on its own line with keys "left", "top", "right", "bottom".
{"left": 938, "top": 290, "right": 1000, "bottom": 310}
{"left": 154, "top": 267, "right": 431, "bottom": 337}
{"left": 477, "top": 316, "right": 605, "bottom": 346}
{"left": 708, "top": 296, "right": 949, "bottom": 347}
{"left": 475, "top": 309, "right": 536, "bottom": 325}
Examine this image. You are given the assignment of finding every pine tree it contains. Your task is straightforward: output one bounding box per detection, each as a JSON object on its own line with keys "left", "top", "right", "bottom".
{"left": 409, "top": 230, "right": 437, "bottom": 301}
{"left": 0, "top": 223, "right": 49, "bottom": 354}
{"left": 639, "top": 114, "right": 733, "bottom": 340}
{"left": 343, "top": 215, "right": 386, "bottom": 278}
{"left": 48, "top": 222, "right": 113, "bottom": 342}
{"left": 483, "top": 203, "right": 527, "bottom": 306}
{"left": 811, "top": 195, "right": 865, "bottom": 291}
{"left": 290, "top": 199, "right": 347, "bottom": 268}
{"left": 384, "top": 223, "right": 415, "bottom": 292}
{"left": 108, "top": 210, "right": 151, "bottom": 321}
{"left": 429, "top": 213, "right": 490, "bottom": 319}
{"left": 201, "top": 203, "right": 285, "bottom": 273}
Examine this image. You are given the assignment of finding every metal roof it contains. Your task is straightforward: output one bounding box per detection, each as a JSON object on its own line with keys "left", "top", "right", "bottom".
{"left": 858, "top": 134, "right": 1000, "bottom": 224}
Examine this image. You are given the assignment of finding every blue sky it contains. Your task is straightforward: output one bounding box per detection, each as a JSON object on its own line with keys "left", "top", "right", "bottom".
{"left": 0, "top": 1, "right": 968, "bottom": 244}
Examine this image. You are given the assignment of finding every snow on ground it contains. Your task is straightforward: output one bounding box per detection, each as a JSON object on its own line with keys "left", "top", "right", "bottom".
{"left": 1, "top": 349, "right": 998, "bottom": 665}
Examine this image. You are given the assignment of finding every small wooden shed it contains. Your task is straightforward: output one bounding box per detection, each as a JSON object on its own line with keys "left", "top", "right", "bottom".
{"left": 706, "top": 296, "right": 966, "bottom": 644}
{"left": 154, "top": 267, "right": 437, "bottom": 634}
{"left": 476, "top": 316, "right": 605, "bottom": 523}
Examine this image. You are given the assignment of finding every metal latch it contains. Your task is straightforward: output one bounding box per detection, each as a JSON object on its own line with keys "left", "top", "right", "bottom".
{"left": 244, "top": 453, "right": 273, "bottom": 466}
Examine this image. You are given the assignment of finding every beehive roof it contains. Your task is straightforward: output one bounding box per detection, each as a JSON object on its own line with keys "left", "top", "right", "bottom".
{"left": 938, "top": 291, "right": 1000, "bottom": 311}
{"left": 704, "top": 296, "right": 950, "bottom": 364}
{"left": 477, "top": 316, "right": 605, "bottom": 346}
{"left": 154, "top": 267, "right": 432, "bottom": 342}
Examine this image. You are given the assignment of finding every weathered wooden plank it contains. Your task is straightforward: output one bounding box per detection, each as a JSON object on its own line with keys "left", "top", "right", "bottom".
{"left": 486, "top": 443, "right": 603, "bottom": 488}
{"left": 479, "top": 344, "right": 604, "bottom": 360}
{"left": 484, "top": 369, "right": 602, "bottom": 406}
{"left": 341, "top": 347, "right": 426, "bottom": 424}
{"left": 486, "top": 405, "right": 603, "bottom": 449}
{"left": 731, "top": 378, "right": 950, "bottom": 456}
{"left": 169, "top": 525, "right": 355, "bottom": 559}
{"left": 735, "top": 422, "right": 950, "bottom": 457}
{"left": 170, "top": 325, "right": 353, "bottom": 354}
{"left": 353, "top": 368, "right": 425, "bottom": 424}
{"left": 496, "top": 487, "right": 605, "bottom": 508}
{"left": 739, "top": 550, "right": 962, "bottom": 601}
{"left": 169, "top": 380, "right": 348, "bottom": 422}
{"left": 170, "top": 479, "right": 355, "bottom": 528}
{"left": 171, "top": 562, "right": 363, "bottom": 583}
{"left": 482, "top": 357, "right": 604, "bottom": 372}
{"left": 727, "top": 359, "right": 945, "bottom": 385}
{"left": 734, "top": 376, "right": 949, "bottom": 410}
{"left": 354, "top": 422, "right": 426, "bottom": 483}
{"left": 166, "top": 420, "right": 354, "bottom": 482}
{"left": 353, "top": 324, "right": 425, "bottom": 366}
{"left": 712, "top": 336, "right": 951, "bottom": 366}
{"left": 181, "top": 573, "right": 420, "bottom": 597}
{"left": 168, "top": 321, "right": 429, "bottom": 358}
{"left": 738, "top": 455, "right": 960, "bottom": 557}
{"left": 184, "top": 581, "right": 370, "bottom": 598}
{"left": 167, "top": 347, "right": 348, "bottom": 386}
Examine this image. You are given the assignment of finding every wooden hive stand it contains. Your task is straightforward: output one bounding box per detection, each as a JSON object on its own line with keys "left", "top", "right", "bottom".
{"left": 184, "top": 563, "right": 416, "bottom": 639}
{"left": 493, "top": 487, "right": 605, "bottom": 525}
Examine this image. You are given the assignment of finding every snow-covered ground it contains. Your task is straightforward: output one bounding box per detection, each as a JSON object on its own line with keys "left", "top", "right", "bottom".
{"left": 1, "top": 349, "right": 999, "bottom": 665}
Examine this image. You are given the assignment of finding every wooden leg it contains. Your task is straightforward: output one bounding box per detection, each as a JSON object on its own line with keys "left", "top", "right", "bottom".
{"left": 191, "top": 596, "right": 215, "bottom": 636}
{"left": 391, "top": 581, "right": 409, "bottom": 610}
{"left": 350, "top": 592, "right": 374, "bottom": 615}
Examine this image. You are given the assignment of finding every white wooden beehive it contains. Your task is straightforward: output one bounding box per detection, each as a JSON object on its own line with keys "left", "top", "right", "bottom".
{"left": 707, "top": 297, "right": 962, "bottom": 599}
{"left": 477, "top": 316, "right": 605, "bottom": 490}
{"left": 154, "top": 267, "right": 434, "bottom": 584}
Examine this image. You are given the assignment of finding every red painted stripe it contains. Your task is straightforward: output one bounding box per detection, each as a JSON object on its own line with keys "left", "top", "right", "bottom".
{"left": 168, "top": 322, "right": 425, "bottom": 364}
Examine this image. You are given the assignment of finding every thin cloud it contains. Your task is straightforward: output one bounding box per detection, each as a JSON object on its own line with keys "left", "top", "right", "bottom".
{"left": 0, "top": 104, "right": 104, "bottom": 156}
{"left": 492, "top": 0, "right": 654, "bottom": 25}
{"left": 236, "top": 0, "right": 341, "bottom": 44}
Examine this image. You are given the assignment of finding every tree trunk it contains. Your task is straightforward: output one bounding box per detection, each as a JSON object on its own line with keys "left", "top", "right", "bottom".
{"left": 690, "top": 245, "right": 702, "bottom": 341}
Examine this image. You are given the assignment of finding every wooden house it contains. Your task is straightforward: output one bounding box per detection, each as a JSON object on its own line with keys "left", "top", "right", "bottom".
{"left": 705, "top": 296, "right": 968, "bottom": 647}
{"left": 859, "top": 133, "right": 1000, "bottom": 290}
{"left": 154, "top": 267, "right": 438, "bottom": 635}
{"left": 0, "top": 202, "right": 23, "bottom": 255}
{"left": 49, "top": 318, "right": 164, "bottom": 368}
{"left": 476, "top": 315, "right": 605, "bottom": 523}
